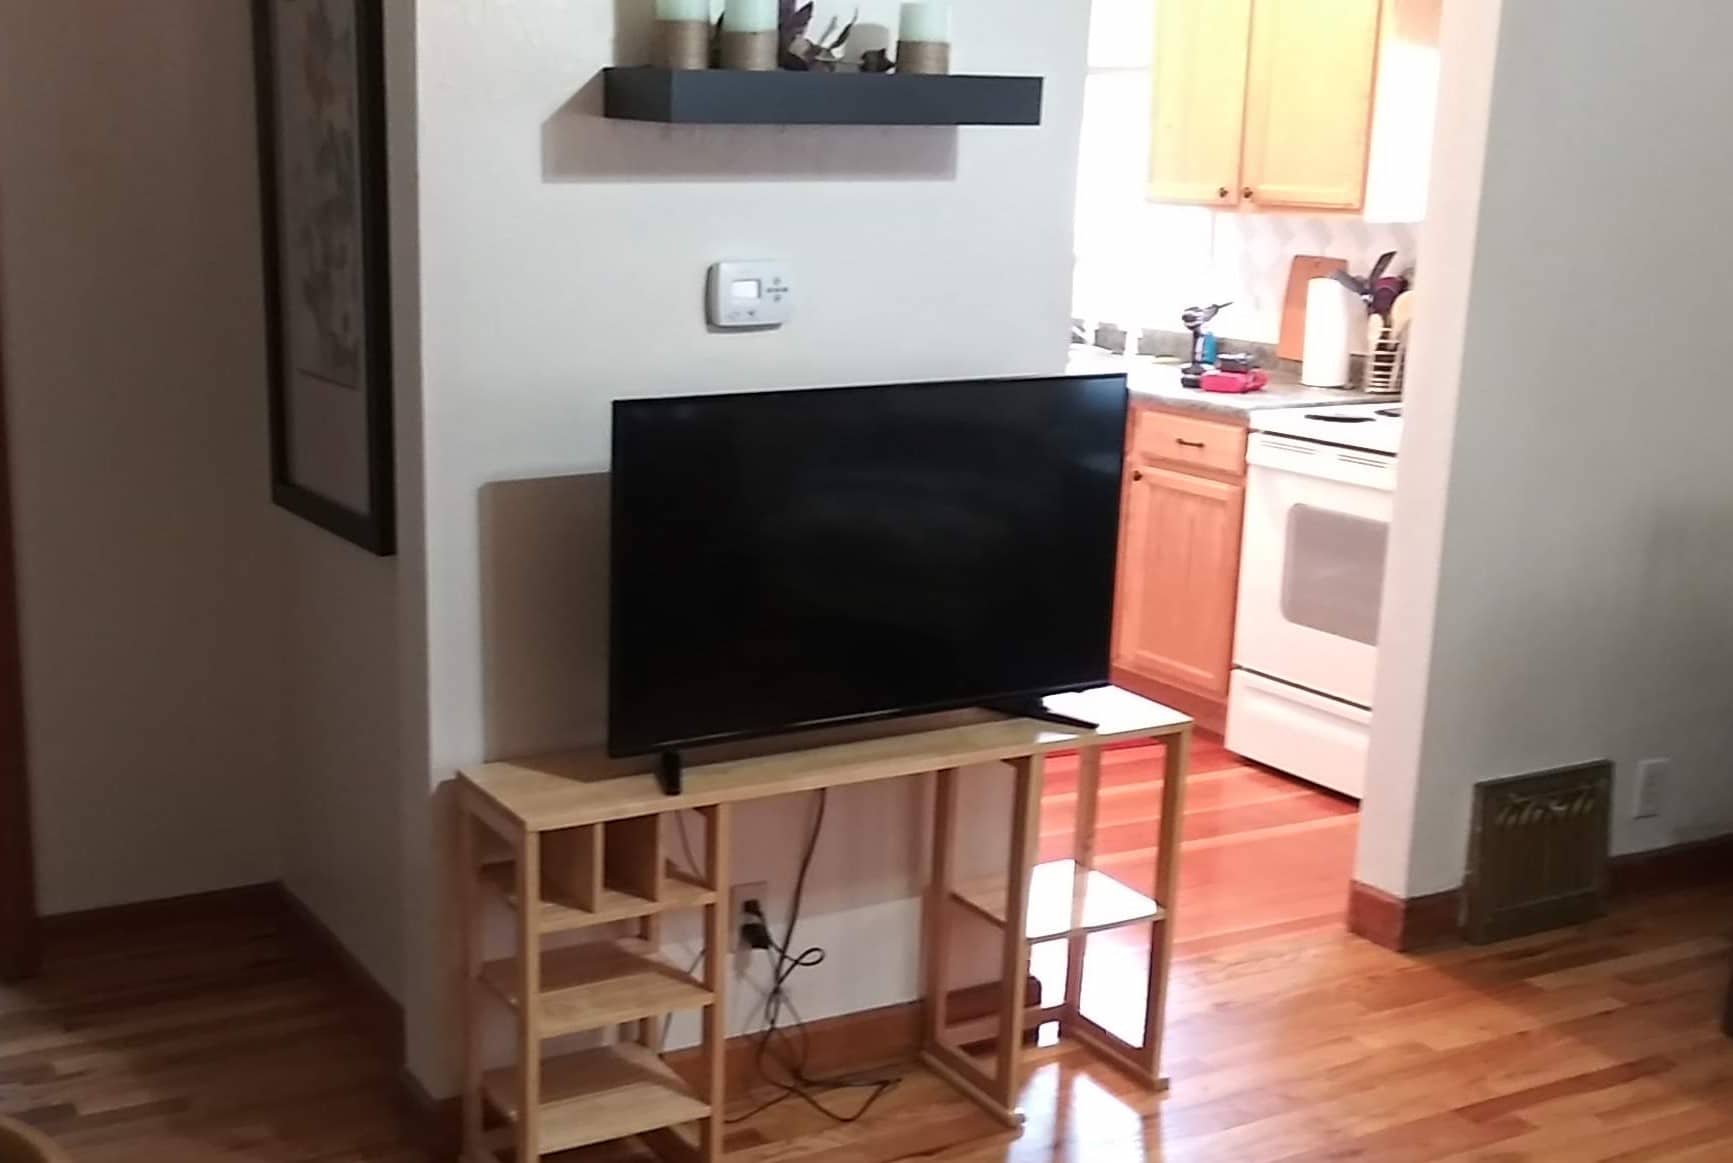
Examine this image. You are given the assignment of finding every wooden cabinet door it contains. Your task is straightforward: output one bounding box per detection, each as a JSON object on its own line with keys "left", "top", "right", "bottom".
{"left": 1113, "top": 465, "right": 1245, "bottom": 698}
{"left": 1240, "top": 0, "right": 1383, "bottom": 211}
{"left": 1147, "top": 0, "right": 1254, "bottom": 207}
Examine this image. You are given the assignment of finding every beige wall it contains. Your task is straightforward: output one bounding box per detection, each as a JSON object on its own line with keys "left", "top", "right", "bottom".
{"left": 0, "top": 1, "right": 289, "bottom": 912}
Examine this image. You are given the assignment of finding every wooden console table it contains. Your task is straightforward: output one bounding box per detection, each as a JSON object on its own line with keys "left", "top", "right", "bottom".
{"left": 455, "top": 687, "right": 1191, "bottom": 1162}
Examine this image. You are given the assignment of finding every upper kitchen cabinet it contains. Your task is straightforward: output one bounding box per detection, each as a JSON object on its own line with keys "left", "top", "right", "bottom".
{"left": 1240, "top": 0, "right": 1382, "bottom": 211}
{"left": 1147, "top": 0, "right": 1439, "bottom": 220}
{"left": 1148, "top": 0, "right": 1253, "bottom": 206}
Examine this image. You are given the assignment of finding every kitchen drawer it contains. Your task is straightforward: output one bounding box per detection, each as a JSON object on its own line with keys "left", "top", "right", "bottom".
{"left": 1130, "top": 407, "right": 1248, "bottom": 477}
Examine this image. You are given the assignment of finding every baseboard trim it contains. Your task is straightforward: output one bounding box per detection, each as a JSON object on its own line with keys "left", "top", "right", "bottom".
{"left": 1350, "top": 831, "right": 1733, "bottom": 952}
{"left": 272, "top": 884, "right": 405, "bottom": 1064}
{"left": 1346, "top": 881, "right": 1459, "bottom": 951}
{"left": 39, "top": 882, "right": 283, "bottom": 938}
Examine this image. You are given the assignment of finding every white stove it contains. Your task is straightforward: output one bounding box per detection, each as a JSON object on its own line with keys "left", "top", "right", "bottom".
{"left": 1251, "top": 402, "right": 1404, "bottom": 457}
{"left": 1226, "top": 401, "right": 1402, "bottom": 800}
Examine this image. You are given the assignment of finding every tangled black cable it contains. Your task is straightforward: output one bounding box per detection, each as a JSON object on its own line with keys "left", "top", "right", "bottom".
{"left": 726, "top": 789, "right": 902, "bottom": 1125}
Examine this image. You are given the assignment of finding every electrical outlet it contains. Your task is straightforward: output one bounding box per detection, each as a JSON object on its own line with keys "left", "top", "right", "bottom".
{"left": 731, "top": 881, "right": 769, "bottom": 951}
{"left": 1634, "top": 758, "right": 1670, "bottom": 820}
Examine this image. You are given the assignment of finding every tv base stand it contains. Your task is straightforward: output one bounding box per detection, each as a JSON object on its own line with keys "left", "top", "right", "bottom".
{"left": 981, "top": 696, "right": 1098, "bottom": 732}
{"left": 657, "top": 749, "right": 683, "bottom": 796}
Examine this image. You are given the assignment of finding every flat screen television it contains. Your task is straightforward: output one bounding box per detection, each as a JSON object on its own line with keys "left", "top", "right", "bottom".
{"left": 608, "top": 373, "right": 1129, "bottom": 759}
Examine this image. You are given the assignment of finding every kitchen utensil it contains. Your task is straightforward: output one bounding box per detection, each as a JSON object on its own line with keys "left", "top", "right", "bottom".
{"left": 1332, "top": 269, "right": 1369, "bottom": 298}
{"left": 1278, "top": 256, "right": 1349, "bottom": 362}
{"left": 1388, "top": 290, "right": 1415, "bottom": 336}
{"left": 1302, "top": 278, "right": 1363, "bottom": 388}
{"left": 1371, "top": 275, "right": 1407, "bottom": 322}
{"left": 1368, "top": 250, "right": 1397, "bottom": 286}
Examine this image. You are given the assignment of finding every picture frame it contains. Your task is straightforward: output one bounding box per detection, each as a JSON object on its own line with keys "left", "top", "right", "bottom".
{"left": 252, "top": 0, "right": 395, "bottom": 555}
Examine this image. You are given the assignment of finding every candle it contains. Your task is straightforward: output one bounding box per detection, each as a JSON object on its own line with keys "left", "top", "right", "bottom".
{"left": 900, "top": 1, "right": 951, "bottom": 44}
{"left": 656, "top": 0, "right": 709, "bottom": 19}
{"left": 723, "top": 0, "right": 777, "bottom": 33}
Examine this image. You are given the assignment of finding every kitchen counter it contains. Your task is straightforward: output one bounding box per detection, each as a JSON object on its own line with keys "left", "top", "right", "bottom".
{"left": 1068, "top": 347, "right": 1395, "bottom": 419}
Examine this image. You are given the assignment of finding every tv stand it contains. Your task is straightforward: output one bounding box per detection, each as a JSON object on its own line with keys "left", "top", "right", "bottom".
{"left": 455, "top": 686, "right": 1192, "bottom": 1162}
{"left": 982, "top": 696, "right": 1099, "bottom": 732}
{"left": 657, "top": 749, "right": 683, "bottom": 797}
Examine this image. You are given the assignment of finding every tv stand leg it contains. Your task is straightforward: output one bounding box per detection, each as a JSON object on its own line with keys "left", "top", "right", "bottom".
{"left": 657, "top": 750, "right": 684, "bottom": 797}
{"left": 981, "top": 697, "right": 1098, "bottom": 732}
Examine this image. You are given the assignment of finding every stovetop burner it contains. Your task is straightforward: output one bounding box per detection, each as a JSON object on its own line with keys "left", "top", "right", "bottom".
{"left": 1377, "top": 407, "right": 1403, "bottom": 418}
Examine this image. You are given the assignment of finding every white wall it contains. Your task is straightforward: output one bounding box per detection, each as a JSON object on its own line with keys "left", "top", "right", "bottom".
{"left": 280, "top": 524, "right": 404, "bottom": 996}
{"left": 1361, "top": 0, "right": 1733, "bottom": 897}
{"left": 401, "top": 0, "right": 1092, "bottom": 1090}
{"left": 0, "top": 1, "right": 288, "bottom": 913}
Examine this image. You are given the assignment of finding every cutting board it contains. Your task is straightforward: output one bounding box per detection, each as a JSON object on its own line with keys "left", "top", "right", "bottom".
{"left": 1277, "top": 255, "right": 1350, "bottom": 362}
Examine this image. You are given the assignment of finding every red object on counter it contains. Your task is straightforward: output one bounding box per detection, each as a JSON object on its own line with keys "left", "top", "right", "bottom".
{"left": 1200, "top": 369, "right": 1269, "bottom": 394}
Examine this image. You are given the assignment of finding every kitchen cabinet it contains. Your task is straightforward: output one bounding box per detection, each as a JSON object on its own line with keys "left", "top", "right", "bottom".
{"left": 1149, "top": 0, "right": 1425, "bottom": 216}
{"left": 1113, "top": 407, "right": 1247, "bottom": 717}
{"left": 1148, "top": 0, "right": 1253, "bottom": 206}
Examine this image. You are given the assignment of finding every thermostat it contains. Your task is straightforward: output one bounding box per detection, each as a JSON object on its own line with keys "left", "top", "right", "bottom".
{"left": 707, "top": 261, "right": 792, "bottom": 330}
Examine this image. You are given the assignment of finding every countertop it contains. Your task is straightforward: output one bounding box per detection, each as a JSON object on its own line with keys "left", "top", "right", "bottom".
{"left": 1068, "top": 347, "right": 1395, "bottom": 418}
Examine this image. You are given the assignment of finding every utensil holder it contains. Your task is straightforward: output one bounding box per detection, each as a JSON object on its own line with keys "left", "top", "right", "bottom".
{"left": 1363, "top": 323, "right": 1408, "bottom": 395}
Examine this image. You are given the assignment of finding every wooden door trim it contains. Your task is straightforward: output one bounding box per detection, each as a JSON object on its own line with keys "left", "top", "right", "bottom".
{"left": 0, "top": 190, "right": 37, "bottom": 982}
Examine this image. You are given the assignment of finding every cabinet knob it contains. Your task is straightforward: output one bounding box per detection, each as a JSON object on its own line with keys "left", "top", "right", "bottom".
{"left": 1243, "top": 187, "right": 1255, "bottom": 200}
{"left": 1132, "top": 469, "right": 1144, "bottom": 482}
{"left": 1218, "top": 186, "right": 1230, "bottom": 199}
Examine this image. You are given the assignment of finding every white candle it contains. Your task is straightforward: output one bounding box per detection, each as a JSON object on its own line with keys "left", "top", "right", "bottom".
{"left": 657, "top": 0, "right": 710, "bottom": 20}
{"left": 900, "top": 1, "right": 951, "bottom": 43}
{"left": 722, "top": 0, "right": 777, "bottom": 32}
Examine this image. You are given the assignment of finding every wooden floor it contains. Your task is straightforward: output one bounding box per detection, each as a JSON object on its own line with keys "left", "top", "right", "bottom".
{"left": 0, "top": 897, "right": 423, "bottom": 1162}
{"left": 4, "top": 878, "right": 1731, "bottom": 1160}
{"left": 1041, "top": 733, "right": 1360, "bottom": 953}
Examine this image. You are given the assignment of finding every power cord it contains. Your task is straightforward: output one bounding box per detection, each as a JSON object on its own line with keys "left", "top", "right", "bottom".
{"left": 726, "top": 789, "right": 902, "bottom": 1126}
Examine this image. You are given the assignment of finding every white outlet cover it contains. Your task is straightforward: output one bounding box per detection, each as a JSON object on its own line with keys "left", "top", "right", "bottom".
{"left": 731, "top": 881, "right": 769, "bottom": 950}
{"left": 1634, "top": 758, "right": 1670, "bottom": 820}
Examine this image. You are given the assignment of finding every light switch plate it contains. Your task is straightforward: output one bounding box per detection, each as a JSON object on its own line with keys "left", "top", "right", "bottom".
{"left": 707, "top": 260, "right": 792, "bottom": 330}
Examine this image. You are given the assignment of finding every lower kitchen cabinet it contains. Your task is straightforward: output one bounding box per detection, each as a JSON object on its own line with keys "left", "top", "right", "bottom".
{"left": 1114, "top": 429, "right": 1247, "bottom": 708}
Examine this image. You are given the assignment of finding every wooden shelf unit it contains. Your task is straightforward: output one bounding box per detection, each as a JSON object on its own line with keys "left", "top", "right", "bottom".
{"left": 952, "top": 859, "right": 1165, "bottom": 944}
{"left": 481, "top": 1044, "right": 711, "bottom": 1157}
{"left": 457, "top": 687, "right": 1192, "bottom": 1161}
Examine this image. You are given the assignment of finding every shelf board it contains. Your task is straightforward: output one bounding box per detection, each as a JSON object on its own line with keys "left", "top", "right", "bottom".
{"left": 481, "top": 862, "right": 716, "bottom": 935}
{"left": 479, "top": 940, "right": 713, "bottom": 1039}
{"left": 951, "top": 860, "right": 1163, "bottom": 943}
{"left": 482, "top": 1043, "right": 709, "bottom": 1155}
{"left": 602, "top": 67, "right": 1043, "bottom": 126}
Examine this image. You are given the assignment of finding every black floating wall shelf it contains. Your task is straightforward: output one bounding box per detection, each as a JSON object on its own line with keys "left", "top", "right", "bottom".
{"left": 602, "top": 67, "right": 1044, "bottom": 126}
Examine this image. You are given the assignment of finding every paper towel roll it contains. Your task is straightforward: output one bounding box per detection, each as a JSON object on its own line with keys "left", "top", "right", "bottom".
{"left": 1302, "top": 278, "right": 1364, "bottom": 388}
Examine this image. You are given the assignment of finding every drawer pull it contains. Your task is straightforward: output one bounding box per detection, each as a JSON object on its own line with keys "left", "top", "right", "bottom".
{"left": 1175, "top": 438, "right": 1207, "bottom": 449}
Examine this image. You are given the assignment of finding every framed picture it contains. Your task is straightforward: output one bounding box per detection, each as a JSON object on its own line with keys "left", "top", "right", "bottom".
{"left": 252, "top": 0, "right": 395, "bottom": 555}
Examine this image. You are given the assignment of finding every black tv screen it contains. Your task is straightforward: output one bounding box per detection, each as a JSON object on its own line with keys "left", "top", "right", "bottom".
{"left": 608, "top": 374, "right": 1129, "bottom": 757}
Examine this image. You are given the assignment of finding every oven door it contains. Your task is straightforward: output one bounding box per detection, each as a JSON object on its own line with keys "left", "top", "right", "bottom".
{"left": 1234, "top": 435, "right": 1395, "bottom": 708}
